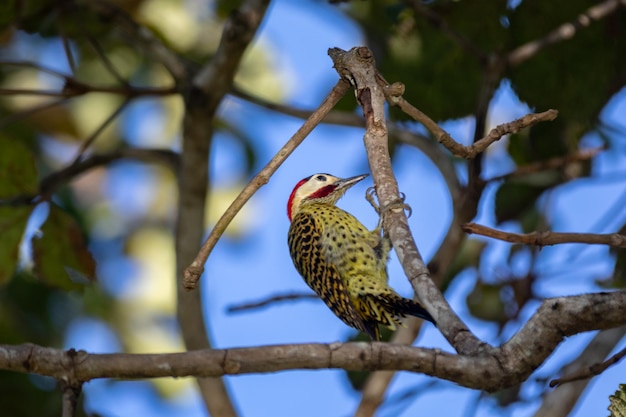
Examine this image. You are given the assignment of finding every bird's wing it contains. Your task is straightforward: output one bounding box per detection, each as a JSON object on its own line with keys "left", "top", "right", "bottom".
{"left": 288, "top": 212, "right": 372, "bottom": 337}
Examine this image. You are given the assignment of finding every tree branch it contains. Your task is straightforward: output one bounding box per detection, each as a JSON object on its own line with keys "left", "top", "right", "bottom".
{"left": 182, "top": 78, "right": 351, "bottom": 290}
{"left": 484, "top": 146, "right": 605, "bottom": 183}
{"left": 0, "top": 60, "right": 179, "bottom": 99}
{"left": 231, "top": 87, "right": 458, "bottom": 192}
{"left": 227, "top": 292, "right": 319, "bottom": 313}
{"left": 328, "top": 46, "right": 483, "bottom": 355}
{"left": 532, "top": 326, "right": 626, "bottom": 417}
{"left": 87, "top": 0, "right": 188, "bottom": 82}
{"left": 0, "top": 148, "right": 179, "bottom": 206}
{"left": 174, "top": 1, "right": 269, "bottom": 415}
{"left": 549, "top": 330, "right": 626, "bottom": 388}
{"left": 462, "top": 223, "right": 626, "bottom": 248}
{"left": 61, "top": 381, "right": 82, "bottom": 417}
{"left": 233, "top": 85, "right": 469, "bottom": 417}
{"left": 1, "top": 291, "right": 625, "bottom": 393}
{"left": 507, "top": 0, "right": 626, "bottom": 67}
{"left": 383, "top": 85, "right": 559, "bottom": 159}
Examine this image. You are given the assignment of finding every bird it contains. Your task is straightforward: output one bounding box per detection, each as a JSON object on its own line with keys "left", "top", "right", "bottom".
{"left": 287, "top": 173, "right": 435, "bottom": 341}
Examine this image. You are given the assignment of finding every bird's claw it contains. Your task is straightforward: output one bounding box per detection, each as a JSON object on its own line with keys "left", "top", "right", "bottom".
{"left": 370, "top": 190, "right": 413, "bottom": 234}
{"left": 365, "top": 186, "right": 380, "bottom": 214}
{"left": 384, "top": 192, "right": 412, "bottom": 218}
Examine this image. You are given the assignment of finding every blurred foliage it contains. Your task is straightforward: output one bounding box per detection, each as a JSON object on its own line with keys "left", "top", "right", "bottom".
{"left": 33, "top": 204, "right": 96, "bottom": 290}
{"left": 1, "top": 0, "right": 625, "bottom": 414}
{"left": 0, "top": 136, "right": 37, "bottom": 283}
{"left": 0, "top": 0, "right": 280, "bottom": 413}
{"left": 0, "top": 270, "right": 113, "bottom": 416}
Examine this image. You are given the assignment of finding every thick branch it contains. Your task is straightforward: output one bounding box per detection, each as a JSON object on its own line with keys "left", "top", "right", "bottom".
{"left": 462, "top": 223, "right": 626, "bottom": 248}
{"left": 174, "top": 2, "right": 269, "bottom": 415}
{"left": 1, "top": 292, "right": 624, "bottom": 393}
{"left": 328, "top": 46, "right": 482, "bottom": 355}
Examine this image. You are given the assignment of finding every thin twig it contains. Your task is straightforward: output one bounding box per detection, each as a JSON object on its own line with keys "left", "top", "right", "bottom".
{"left": 70, "top": 97, "right": 131, "bottom": 165}
{"left": 59, "top": 33, "right": 77, "bottom": 75}
{"left": 0, "top": 88, "right": 79, "bottom": 97}
{"left": 462, "top": 223, "right": 626, "bottom": 248}
{"left": 0, "top": 148, "right": 178, "bottom": 205}
{"left": 0, "top": 85, "right": 178, "bottom": 97}
{"left": 507, "top": 0, "right": 626, "bottom": 67}
{"left": 532, "top": 326, "right": 626, "bottom": 417}
{"left": 86, "top": 0, "right": 188, "bottom": 82}
{"left": 470, "top": 110, "right": 559, "bottom": 157}
{"left": 0, "top": 60, "right": 71, "bottom": 77}
{"left": 231, "top": 86, "right": 364, "bottom": 127}
{"left": 0, "top": 97, "right": 71, "bottom": 129}
{"left": 383, "top": 85, "right": 559, "bottom": 159}
{"left": 183, "top": 79, "right": 351, "bottom": 290}
{"left": 86, "top": 34, "right": 129, "bottom": 86}
{"left": 232, "top": 87, "right": 458, "bottom": 198}
{"left": 0, "top": 60, "right": 179, "bottom": 97}
{"left": 227, "top": 292, "right": 319, "bottom": 313}
{"left": 550, "top": 344, "right": 626, "bottom": 387}
{"left": 485, "top": 146, "right": 605, "bottom": 183}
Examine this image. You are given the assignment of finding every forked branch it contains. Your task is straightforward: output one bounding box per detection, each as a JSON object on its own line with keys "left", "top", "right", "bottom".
{"left": 183, "top": 79, "right": 351, "bottom": 290}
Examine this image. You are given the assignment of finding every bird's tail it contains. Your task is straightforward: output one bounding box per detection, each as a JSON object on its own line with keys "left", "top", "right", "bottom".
{"left": 372, "top": 293, "right": 436, "bottom": 326}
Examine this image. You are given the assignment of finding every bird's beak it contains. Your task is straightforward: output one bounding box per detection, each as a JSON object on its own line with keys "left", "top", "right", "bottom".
{"left": 337, "top": 174, "right": 369, "bottom": 190}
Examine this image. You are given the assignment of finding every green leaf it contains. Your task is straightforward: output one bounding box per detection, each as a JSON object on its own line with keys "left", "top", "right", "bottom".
{"left": 32, "top": 205, "right": 96, "bottom": 290}
{"left": 0, "top": 136, "right": 38, "bottom": 198}
{"left": 608, "top": 384, "right": 626, "bottom": 417}
{"left": 0, "top": 206, "right": 33, "bottom": 284}
{"left": 0, "top": 135, "right": 38, "bottom": 285}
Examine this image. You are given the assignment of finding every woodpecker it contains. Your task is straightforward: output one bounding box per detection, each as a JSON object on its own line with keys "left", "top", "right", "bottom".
{"left": 287, "top": 173, "right": 435, "bottom": 341}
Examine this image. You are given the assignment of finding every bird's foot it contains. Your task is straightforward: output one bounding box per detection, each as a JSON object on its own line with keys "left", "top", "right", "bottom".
{"left": 365, "top": 186, "right": 380, "bottom": 214}
{"left": 368, "top": 189, "right": 412, "bottom": 233}
{"left": 383, "top": 193, "right": 412, "bottom": 219}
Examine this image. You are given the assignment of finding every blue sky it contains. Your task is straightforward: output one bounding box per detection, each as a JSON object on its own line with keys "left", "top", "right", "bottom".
{"left": 21, "top": 0, "right": 626, "bottom": 416}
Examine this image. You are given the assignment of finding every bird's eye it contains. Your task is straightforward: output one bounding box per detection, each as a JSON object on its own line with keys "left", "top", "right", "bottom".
{"left": 315, "top": 175, "right": 327, "bottom": 182}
